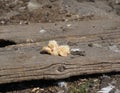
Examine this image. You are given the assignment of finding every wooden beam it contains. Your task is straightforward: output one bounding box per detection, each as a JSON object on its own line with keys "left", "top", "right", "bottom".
{"left": 0, "top": 19, "right": 120, "bottom": 84}
{"left": 0, "top": 19, "right": 120, "bottom": 44}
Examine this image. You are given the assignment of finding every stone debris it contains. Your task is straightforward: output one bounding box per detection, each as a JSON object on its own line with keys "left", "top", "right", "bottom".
{"left": 42, "top": 40, "right": 70, "bottom": 56}
{"left": 66, "top": 24, "right": 71, "bottom": 27}
{"left": 71, "top": 48, "right": 86, "bottom": 56}
{"left": 57, "top": 81, "right": 68, "bottom": 92}
{"left": 27, "top": 0, "right": 41, "bottom": 12}
{"left": 31, "top": 87, "right": 40, "bottom": 93}
{"left": 115, "top": 0, "right": 120, "bottom": 4}
{"left": 57, "top": 90, "right": 64, "bottom": 93}
{"left": 58, "top": 81, "right": 67, "bottom": 88}
{"left": 39, "top": 29, "right": 46, "bottom": 33}
{"left": 109, "top": 45, "right": 120, "bottom": 53}
{"left": 71, "top": 48, "right": 80, "bottom": 52}
{"left": 115, "top": 89, "right": 120, "bottom": 93}
{"left": 97, "top": 84, "right": 115, "bottom": 93}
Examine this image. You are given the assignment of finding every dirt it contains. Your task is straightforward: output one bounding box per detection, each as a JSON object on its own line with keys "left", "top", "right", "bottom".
{"left": 0, "top": 73, "right": 120, "bottom": 93}
{"left": 0, "top": 0, "right": 120, "bottom": 25}
{"left": 0, "top": 0, "right": 120, "bottom": 93}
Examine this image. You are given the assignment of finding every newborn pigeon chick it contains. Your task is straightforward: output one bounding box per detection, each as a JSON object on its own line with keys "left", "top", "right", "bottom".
{"left": 42, "top": 40, "right": 70, "bottom": 57}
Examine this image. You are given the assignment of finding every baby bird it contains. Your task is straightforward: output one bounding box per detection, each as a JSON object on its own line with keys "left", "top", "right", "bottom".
{"left": 42, "top": 40, "right": 70, "bottom": 57}
{"left": 58, "top": 45, "right": 70, "bottom": 56}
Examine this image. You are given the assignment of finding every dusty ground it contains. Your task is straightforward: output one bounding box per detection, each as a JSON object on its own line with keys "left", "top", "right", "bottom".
{"left": 0, "top": 0, "right": 120, "bottom": 25}
{"left": 0, "top": 0, "right": 120, "bottom": 93}
{"left": 0, "top": 73, "right": 120, "bottom": 93}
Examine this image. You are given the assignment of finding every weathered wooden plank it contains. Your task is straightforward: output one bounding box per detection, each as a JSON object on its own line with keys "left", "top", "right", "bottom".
{"left": 0, "top": 19, "right": 120, "bottom": 44}
{"left": 0, "top": 44, "right": 120, "bottom": 84}
{"left": 0, "top": 35, "right": 120, "bottom": 84}
{"left": 0, "top": 19, "right": 120, "bottom": 84}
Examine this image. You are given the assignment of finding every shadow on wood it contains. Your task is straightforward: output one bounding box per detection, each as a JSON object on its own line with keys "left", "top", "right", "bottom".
{"left": 0, "top": 39, "right": 16, "bottom": 47}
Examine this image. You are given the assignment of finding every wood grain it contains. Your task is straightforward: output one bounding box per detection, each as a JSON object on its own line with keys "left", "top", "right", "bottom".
{"left": 0, "top": 19, "right": 120, "bottom": 84}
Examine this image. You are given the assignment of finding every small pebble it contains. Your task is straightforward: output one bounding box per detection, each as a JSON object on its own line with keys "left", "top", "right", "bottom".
{"left": 31, "top": 87, "right": 40, "bottom": 93}
{"left": 67, "top": 24, "right": 71, "bottom": 27}
{"left": 0, "top": 20, "right": 6, "bottom": 25}
{"left": 58, "top": 81, "right": 67, "bottom": 88}
{"left": 71, "top": 48, "right": 86, "bottom": 56}
{"left": 115, "top": 0, "right": 120, "bottom": 4}
{"left": 71, "top": 48, "right": 80, "bottom": 52}
{"left": 97, "top": 84, "right": 115, "bottom": 93}
{"left": 57, "top": 90, "right": 64, "bottom": 93}
{"left": 39, "top": 29, "right": 46, "bottom": 33}
{"left": 115, "top": 89, "right": 120, "bottom": 93}
{"left": 109, "top": 45, "right": 120, "bottom": 53}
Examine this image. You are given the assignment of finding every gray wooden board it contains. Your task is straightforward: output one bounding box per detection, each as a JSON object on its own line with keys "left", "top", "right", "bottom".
{"left": 0, "top": 18, "right": 120, "bottom": 84}
{"left": 0, "top": 19, "right": 120, "bottom": 44}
